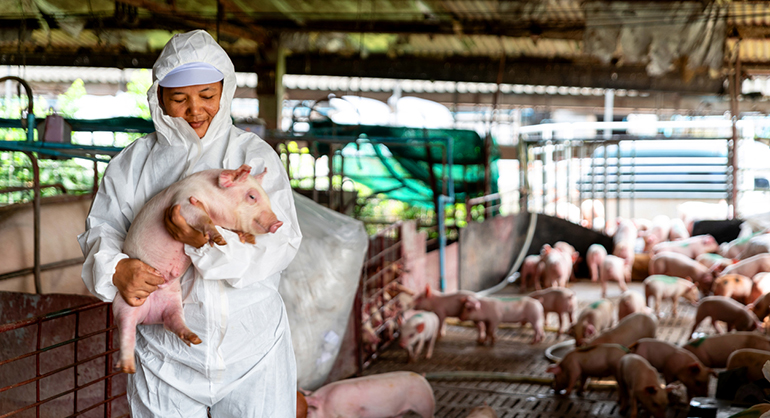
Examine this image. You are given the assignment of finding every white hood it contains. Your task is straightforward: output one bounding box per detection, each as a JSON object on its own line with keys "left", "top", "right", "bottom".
{"left": 148, "top": 30, "right": 236, "bottom": 149}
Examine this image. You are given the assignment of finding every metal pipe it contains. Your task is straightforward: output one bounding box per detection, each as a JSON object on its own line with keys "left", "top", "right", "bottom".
{"left": 541, "top": 147, "right": 546, "bottom": 215}
{"left": 0, "top": 257, "right": 85, "bottom": 282}
{"left": 604, "top": 89, "right": 614, "bottom": 140}
{"left": 438, "top": 136, "right": 454, "bottom": 292}
{"left": 590, "top": 145, "right": 597, "bottom": 230}
{"left": 616, "top": 140, "right": 621, "bottom": 219}
{"left": 22, "top": 151, "right": 42, "bottom": 294}
{"left": 518, "top": 135, "right": 528, "bottom": 213}
{"left": 603, "top": 144, "right": 608, "bottom": 232}
{"left": 578, "top": 143, "right": 584, "bottom": 225}
{"left": 732, "top": 47, "right": 742, "bottom": 218}
{"left": 105, "top": 303, "right": 113, "bottom": 418}
{"left": 631, "top": 140, "right": 636, "bottom": 219}
{"left": 93, "top": 160, "right": 99, "bottom": 195}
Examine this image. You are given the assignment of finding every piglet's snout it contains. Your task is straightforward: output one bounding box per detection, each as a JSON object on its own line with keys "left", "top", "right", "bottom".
{"left": 269, "top": 221, "right": 283, "bottom": 234}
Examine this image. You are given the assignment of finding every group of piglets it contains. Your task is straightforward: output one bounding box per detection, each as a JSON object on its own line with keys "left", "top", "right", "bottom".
{"left": 545, "top": 214, "right": 770, "bottom": 418}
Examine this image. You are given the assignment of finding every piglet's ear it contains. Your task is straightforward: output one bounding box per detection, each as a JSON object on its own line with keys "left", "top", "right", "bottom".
{"left": 425, "top": 284, "right": 432, "bottom": 298}
{"left": 254, "top": 168, "right": 268, "bottom": 185}
{"left": 219, "top": 164, "right": 252, "bottom": 188}
{"left": 416, "top": 323, "right": 426, "bottom": 334}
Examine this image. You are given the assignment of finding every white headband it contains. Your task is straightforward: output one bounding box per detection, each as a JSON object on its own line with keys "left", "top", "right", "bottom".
{"left": 159, "top": 62, "right": 224, "bottom": 88}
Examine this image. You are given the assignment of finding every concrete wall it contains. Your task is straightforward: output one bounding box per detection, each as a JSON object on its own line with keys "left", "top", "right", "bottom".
{"left": 459, "top": 213, "right": 531, "bottom": 292}
{"left": 400, "top": 221, "right": 459, "bottom": 294}
{"left": 459, "top": 212, "right": 614, "bottom": 291}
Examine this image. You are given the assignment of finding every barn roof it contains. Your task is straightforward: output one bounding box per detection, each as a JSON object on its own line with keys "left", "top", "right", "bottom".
{"left": 1, "top": 1, "right": 769, "bottom": 94}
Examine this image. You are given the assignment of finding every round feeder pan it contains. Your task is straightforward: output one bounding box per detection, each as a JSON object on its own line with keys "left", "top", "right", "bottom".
{"left": 544, "top": 339, "right": 575, "bottom": 363}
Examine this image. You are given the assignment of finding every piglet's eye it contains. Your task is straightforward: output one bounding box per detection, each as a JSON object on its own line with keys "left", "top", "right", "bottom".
{"left": 248, "top": 194, "right": 256, "bottom": 200}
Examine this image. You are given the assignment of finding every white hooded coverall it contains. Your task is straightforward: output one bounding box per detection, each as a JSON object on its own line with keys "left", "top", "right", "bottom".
{"left": 78, "top": 30, "right": 302, "bottom": 417}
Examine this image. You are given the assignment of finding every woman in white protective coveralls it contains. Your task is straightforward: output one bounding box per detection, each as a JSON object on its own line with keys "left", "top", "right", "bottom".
{"left": 78, "top": 30, "right": 302, "bottom": 417}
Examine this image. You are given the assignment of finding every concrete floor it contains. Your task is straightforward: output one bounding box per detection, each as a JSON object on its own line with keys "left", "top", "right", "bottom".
{"left": 363, "top": 280, "right": 748, "bottom": 418}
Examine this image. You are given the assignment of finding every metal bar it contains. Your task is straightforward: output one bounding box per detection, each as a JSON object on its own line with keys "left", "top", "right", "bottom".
{"left": 554, "top": 143, "right": 559, "bottom": 218}
{"left": 0, "top": 372, "right": 126, "bottom": 418}
{"left": 105, "top": 302, "right": 113, "bottom": 418}
{"left": 603, "top": 144, "right": 608, "bottom": 232}
{"left": 616, "top": 141, "right": 621, "bottom": 219}
{"left": 361, "top": 242, "right": 403, "bottom": 268}
{"left": 732, "top": 47, "right": 742, "bottom": 218}
{"left": 23, "top": 151, "right": 42, "bottom": 294}
{"left": 93, "top": 160, "right": 99, "bottom": 195}
{"left": 0, "top": 329, "right": 119, "bottom": 374}
{"left": 631, "top": 140, "right": 636, "bottom": 219}
{"left": 328, "top": 144, "right": 334, "bottom": 212}
{"left": 540, "top": 148, "right": 545, "bottom": 215}
{"left": 518, "top": 136, "right": 528, "bottom": 213}
{"left": 36, "top": 320, "right": 41, "bottom": 418}
{"left": 591, "top": 144, "right": 597, "bottom": 231}
{"left": 467, "top": 193, "right": 502, "bottom": 206}
{"left": 0, "top": 301, "right": 108, "bottom": 334}
{"left": 74, "top": 312, "right": 79, "bottom": 415}
{"left": 63, "top": 391, "right": 128, "bottom": 418}
{"left": 566, "top": 141, "right": 571, "bottom": 214}
{"left": 0, "top": 183, "right": 67, "bottom": 194}
{"left": 0, "top": 257, "right": 85, "bottom": 283}
{"left": 578, "top": 143, "right": 584, "bottom": 225}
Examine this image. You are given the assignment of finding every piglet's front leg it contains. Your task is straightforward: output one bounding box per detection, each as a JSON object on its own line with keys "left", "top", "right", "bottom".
{"left": 182, "top": 197, "right": 226, "bottom": 246}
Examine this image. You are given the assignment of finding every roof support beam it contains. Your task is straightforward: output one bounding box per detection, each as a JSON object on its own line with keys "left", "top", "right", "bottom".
{"left": 0, "top": 50, "right": 726, "bottom": 94}
{"left": 116, "top": 0, "right": 264, "bottom": 43}
{"left": 283, "top": 54, "right": 726, "bottom": 94}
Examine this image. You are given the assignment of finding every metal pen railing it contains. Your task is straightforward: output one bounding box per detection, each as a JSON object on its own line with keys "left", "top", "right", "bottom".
{"left": 0, "top": 301, "right": 127, "bottom": 418}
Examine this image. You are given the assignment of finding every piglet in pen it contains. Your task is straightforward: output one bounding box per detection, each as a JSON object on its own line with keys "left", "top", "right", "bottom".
{"left": 568, "top": 299, "right": 614, "bottom": 346}
{"left": 586, "top": 243, "right": 606, "bottom": 283}
{"left": 690, "top": 296, "right": 761, "bottom": 335}
{"left": 304, "top": 371, "right": 435, "bottom": 418}
{"left": 460, "top": 295, "right": 544, "bottom": 344}
{"left": 413, "top": 286, "right": 477, "bottom": 337}
{"left": 399, "top": 310, "right": 440, "bottom": 362}
{"left": 616, "top": 354, "right": 671, "bottom": 418}
{"left": 115, "top": 164, "right": 283, "bottom": 373}
{"left": 547, "top": 344, "right": 628, "bottom": 396}
{"left": 528, "top": 287, "right": 576, "bottom": 336}
{"left": 629, "top": 338, "right": 714, "bottom": 399}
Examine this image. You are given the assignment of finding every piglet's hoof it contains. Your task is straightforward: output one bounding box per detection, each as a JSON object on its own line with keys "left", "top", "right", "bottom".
{"left": 115, "top": 360, "right": 136, "bottom": 374}
{"left": 178, "top": 331, "right": 202, "bottom": 346}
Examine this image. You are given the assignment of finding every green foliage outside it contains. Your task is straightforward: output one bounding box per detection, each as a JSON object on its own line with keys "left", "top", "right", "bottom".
{"left": 0, "top": 72, "right": 151, "bottom": 205}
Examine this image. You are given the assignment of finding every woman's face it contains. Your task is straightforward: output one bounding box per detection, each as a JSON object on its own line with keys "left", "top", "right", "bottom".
{"left": 160, "top": 81, "right": 222, "bottom": 138}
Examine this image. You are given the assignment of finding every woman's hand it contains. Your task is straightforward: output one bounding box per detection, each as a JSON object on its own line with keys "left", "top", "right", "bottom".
{"left": 113, "top": 258, "right": 165, "bottom": 306}
{"left": 164, "top": 203, "right": 208, "bottom": 248}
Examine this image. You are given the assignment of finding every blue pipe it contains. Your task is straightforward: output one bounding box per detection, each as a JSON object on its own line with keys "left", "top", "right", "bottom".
{"left": 26, "top": 113, "right": 35, "bottom": 143}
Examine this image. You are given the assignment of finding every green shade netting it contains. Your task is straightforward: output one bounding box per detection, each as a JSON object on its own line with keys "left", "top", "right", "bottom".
{"left": 308, "top": 121, "right": 499, "bottom": 208}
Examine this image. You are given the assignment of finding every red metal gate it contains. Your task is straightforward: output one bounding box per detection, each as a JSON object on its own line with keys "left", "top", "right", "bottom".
{"left": 0, "top": 301, "right": 127, "bottom": 418}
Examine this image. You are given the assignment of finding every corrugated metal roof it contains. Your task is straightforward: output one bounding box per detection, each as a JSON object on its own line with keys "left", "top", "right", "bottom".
{"left": 3, "top": 1, "right": 770, "bottom": 85}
